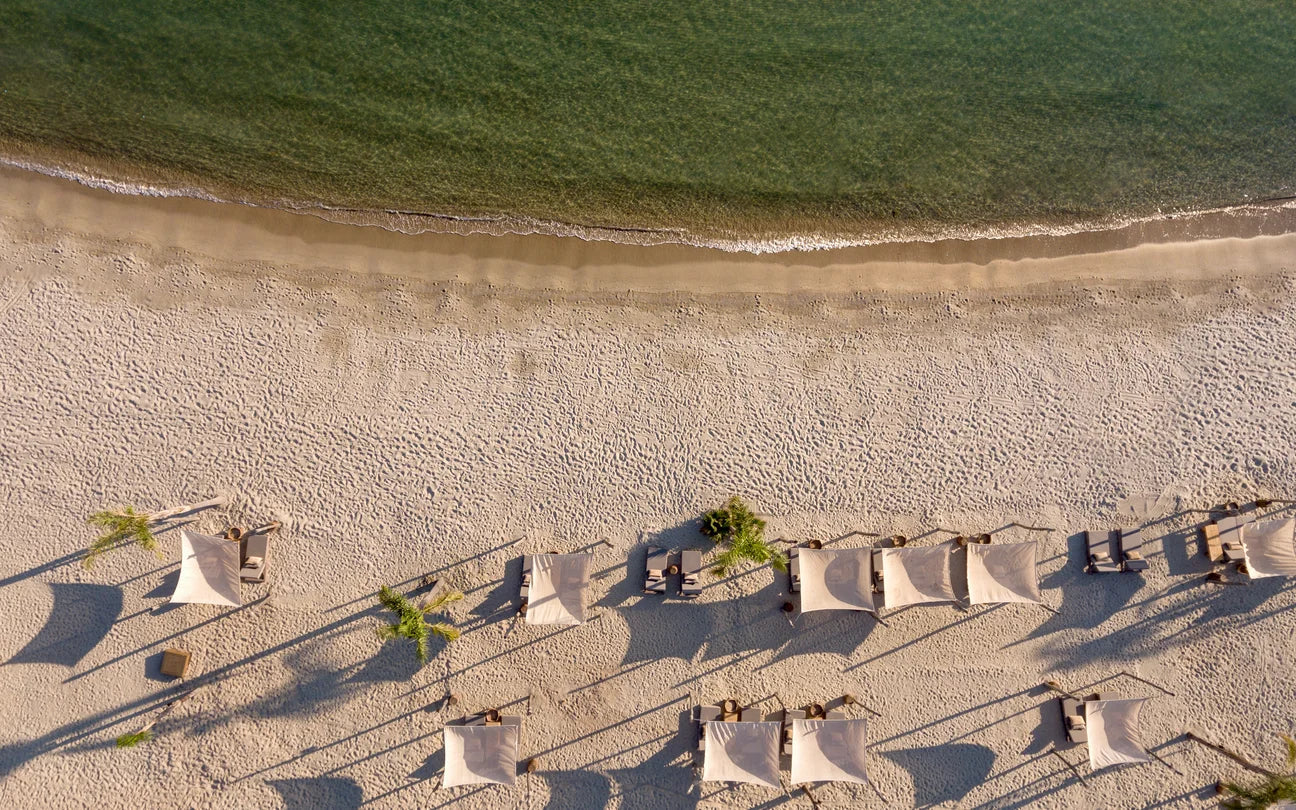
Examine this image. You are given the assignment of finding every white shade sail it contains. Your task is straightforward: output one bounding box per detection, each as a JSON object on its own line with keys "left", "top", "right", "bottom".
{"left": 170, "top": 530, "right": 241, "bottom": 606}
{"left": 966, "top": 541, "right": 1043, "bottom": 605}
{"left": 881, "top": 546, "right": 955, "bottom": 608}
{"left": 1242, "top": 518, "right": 1296, "bottom": 579}
{"left": 790, "top": 718, "right": 870, "bottom": 785}
{"left": 525, "top": 553, "right": 592, "bottom": 626}
{"left": 799, "top": 548, "right": 875, "bottom": 613}
{"left": 1086, "top": 698, "right": 1151, "bottom": 770}
{"left": 442, "top": 725, "right": 518, "bottom": 787}
{"left": 702, "top": 722, "right": 782, "bottom": 787}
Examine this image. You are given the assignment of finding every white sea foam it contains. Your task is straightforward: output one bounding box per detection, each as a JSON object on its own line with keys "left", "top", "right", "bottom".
{"left": 5, "top": 154, "right": 1294, "bottom": 255}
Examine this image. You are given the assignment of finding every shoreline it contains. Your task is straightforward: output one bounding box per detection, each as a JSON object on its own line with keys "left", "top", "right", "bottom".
{"left": 3, "top": 163, "right": 1295, "bottom": 299}
{"left": 5, "top": 152, "right": 1296, "bottom": 259}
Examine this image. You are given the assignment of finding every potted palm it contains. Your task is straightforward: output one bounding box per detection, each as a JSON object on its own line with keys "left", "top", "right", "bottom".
{"left": 700, "top": 496, "right": 788, "bottom": 578}
{"left": 376, "top": 585, "right": 464, "bottom": 665}
{"left": 84, "top": 497, "right": 226, "bottom": 569}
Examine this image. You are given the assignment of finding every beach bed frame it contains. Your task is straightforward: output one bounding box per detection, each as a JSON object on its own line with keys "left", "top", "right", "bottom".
{"left": 1118, "top": 527, "right": 1150, "bottom": 573}
{"left": 1203, "top": 515, "right": 1247, "bottom": 564}
{"left": 1056, "top": 691, "right": 1116, "bottom": 745}
{"left": 1086, "top": 530, "right": 1122, "bottom": 574}
{"left": 681, "top": 549, "right": 703, "bottom": 598}
{"left": 644, "top": 546, "right": 670, "bottom": 595}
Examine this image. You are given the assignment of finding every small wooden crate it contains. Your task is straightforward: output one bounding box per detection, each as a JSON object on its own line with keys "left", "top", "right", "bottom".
{"left": 160, "top": 648, "right": 190, "bottom": 678}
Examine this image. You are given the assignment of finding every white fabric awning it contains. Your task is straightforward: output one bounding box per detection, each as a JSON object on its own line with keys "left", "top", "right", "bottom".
{"left": 525, "top": 553, "right": 592, "bottom": 626}
{"left": 790, "top": 718, "right": 870, "bottom": 785}
{"left": 799, "top": 548, "right": 875, "bottom": 613}
{"left": 966, "top": 541, "right": 1043, "bottom": 605}
{"left": 442, "top": 725, "right": 518, "bottom": 787}
{"left": 702, "top": 721, "right": 782, "bottom": 787}
{"left": 881, "top": 546, "right": 955, "bottom": 608}
{"left": 1242, "top": 518, "right": 1296, "bottom": 579}
{"left": 170, "top": 530, "right": 241, "bottom": 606}
{"left": 1086, "top": 698, "right": 1151, "bottom": 770}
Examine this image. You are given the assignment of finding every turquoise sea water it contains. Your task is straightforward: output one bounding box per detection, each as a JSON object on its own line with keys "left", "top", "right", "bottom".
{"left": 1, "top": 1, "right": 1294, "bottom": 247}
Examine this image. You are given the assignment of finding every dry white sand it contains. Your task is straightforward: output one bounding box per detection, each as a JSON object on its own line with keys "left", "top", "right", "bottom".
{"left": 0, "top": 168, "right": 1294, "bottom": 809}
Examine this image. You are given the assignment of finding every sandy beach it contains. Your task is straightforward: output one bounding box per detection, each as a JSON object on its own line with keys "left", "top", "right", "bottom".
{"left": 0, "top": 166, "right": 1294, "bottom": 809}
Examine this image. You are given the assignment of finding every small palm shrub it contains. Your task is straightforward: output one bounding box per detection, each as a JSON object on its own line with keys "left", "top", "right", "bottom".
{"left": 86, "top": 507, "right": 158, "bottom": 568}
{"left": 376, "top": 585, "right": 464, "bottom": 664}
{"left": 700, "top": 496, "right": 788, "bottom": 577}
{"left": 1221, "top": 735, "right": 1296, "bottom": 809}
{"left": 115, "top": 730, "right": 154, "bottom": 748}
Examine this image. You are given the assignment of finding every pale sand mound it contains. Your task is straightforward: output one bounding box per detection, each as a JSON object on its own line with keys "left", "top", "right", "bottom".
{"left": 0, "top": 170, "right": 1294, "bottom": 809}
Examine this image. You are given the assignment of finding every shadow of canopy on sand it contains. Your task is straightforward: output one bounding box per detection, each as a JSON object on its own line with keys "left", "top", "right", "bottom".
{"left": 534, "top": 768, "right": 614, "bottom": 810}
{"left": 267, "top": 776, "right": 363, "bottom": 810}
{"left": 7, "top": 583, "right": 122, "bottom": 667}
{"left": 882, "top": 742, "right": 996, "bottom": 807}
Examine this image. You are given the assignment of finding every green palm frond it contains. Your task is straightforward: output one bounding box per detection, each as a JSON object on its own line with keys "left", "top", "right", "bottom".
{"left": 115, "top": 730, "right": 154, "bottom": 748}
{"left": 429, "top": 622, "right": 461, "bottom": 643}
{"left": 1221, "top": 735, "right": 1296, "bottom": 809}
{"left": 423, "top": 589, "right": 465, "bottom": 613}
{"left": 702, "top": 497, "right": 786, "bottom": 578}
{"left": 85, "top": 507, "right": 158, "bottom": 569}
{"left": 376, "top": 584, "right": 460, "bottom": 667}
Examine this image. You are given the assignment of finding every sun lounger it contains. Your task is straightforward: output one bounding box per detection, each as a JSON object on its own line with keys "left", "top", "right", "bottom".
{"left": 519, "top": 555, "right": 532, "bottom": 612}
{"left": 1086, "top": 530, "right": 1122, "bottom": 574}
{"left": 644, "top": 546, "right": 668, "bottom": 595}
{"left": 871, "top": 548, "right": 884, "bottom": 593}
{"left": 1059, "top": 696, "right": 1087, "bottom": 744}
{"left": 789, "top": 546, "right": 801, "bottom": 593}
{"left": 1119, "top": 528, "right": 1150, "bottom": 573}
{"left": 681, "top": 549, "right": 703, "bottom": 598}
{"left": 695, "top": 705, "right": 722, "bottom": 752}
{"left": 1216, "top": 515, "right": 1247, "bottom": 563}
{"left": 240, "top": 532, "right": 269, "bottom": 582}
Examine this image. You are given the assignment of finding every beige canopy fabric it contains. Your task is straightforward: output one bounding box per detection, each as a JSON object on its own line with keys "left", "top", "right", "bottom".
{"left": 966, "top": 541, "right": 1043, "bottom": 605}
{"left": 881, "top": 546, "right": 955, "bottom": 609}
{"left": 702, "top": 721, "right": 782, "bottom": 787}
{"left": 170, "top": 530, "right": 241, "bottom": 606}
{"left": 799, "top": 548, "right": 875, "bottom": 613}
{"left": 525, "top": 553, "right": 592, "bottom": 626}
{"left": 1086, "top": 698, "right": 1151, "bottom": 770}
{"left": 442, "top": 725, "right": 518, "bottom": 787}
{"left": 790, "top": 718, "right": 870, "bottom": 785}
{"left": 1242, "top": 518, "right": 1296, "bottom": 579}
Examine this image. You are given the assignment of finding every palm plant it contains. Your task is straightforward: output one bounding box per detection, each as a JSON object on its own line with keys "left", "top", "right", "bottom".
{"left": 115, "top": 730, "right": 154, "bottom": 748}
{"left": 1221, "top": 735, "right": 1296, "bottom": 809}
{"left": 700, "top": 496, "right": 788, "bottom": 577}
{"left": 376, "top": 585, "right": 464, "bottom": 664}
{"left": 84, "top": 496, "right": 226, "bottom": 569}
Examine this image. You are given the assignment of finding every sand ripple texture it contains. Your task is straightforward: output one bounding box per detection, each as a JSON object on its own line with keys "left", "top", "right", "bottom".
{"left": 0, "top": 219, "right": 1294, "bottom": 809}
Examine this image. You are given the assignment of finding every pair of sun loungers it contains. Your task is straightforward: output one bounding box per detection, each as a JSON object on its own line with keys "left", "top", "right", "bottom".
{"left": 643, "top": 547, "right": 702, "bottom": 597}
{"left": 442, "top": 709, "right": 524, "bottom": 788}
{"left": 1055, "top": 691, "right": 1160, "bottom": 772}
{"left": 1085, "top": 529, "right": 1149, "bottom": 574}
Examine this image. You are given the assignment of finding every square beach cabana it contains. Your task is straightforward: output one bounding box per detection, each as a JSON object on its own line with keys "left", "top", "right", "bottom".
{"left": 790, "top": 717, "right": 871, "bottom": 785}
{"left": 169, "top": 530, "right": 241, "bottom": 607}
{"left": 525, "top": 553, "right": 592, "bottom": 626}
{"left": 1241, "top": 517, "right": 1296, "bottom": 579}
{"left": 1085, "top": 698, "right": 1152, "bottom": 770}
{"left": 702, "top": 720, "right": 782, "bottom": 787}
{"left": 881, "top": 545, "right": 955, "bottom": 609}
{"left": 442, "top": 724, "right": 519, "bottom": 787}
{"left": 797, "top": 548, "right": 875, "bottom": 613}
{"left": 965, "top": 541, "right": 1044, "bottom": 606}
